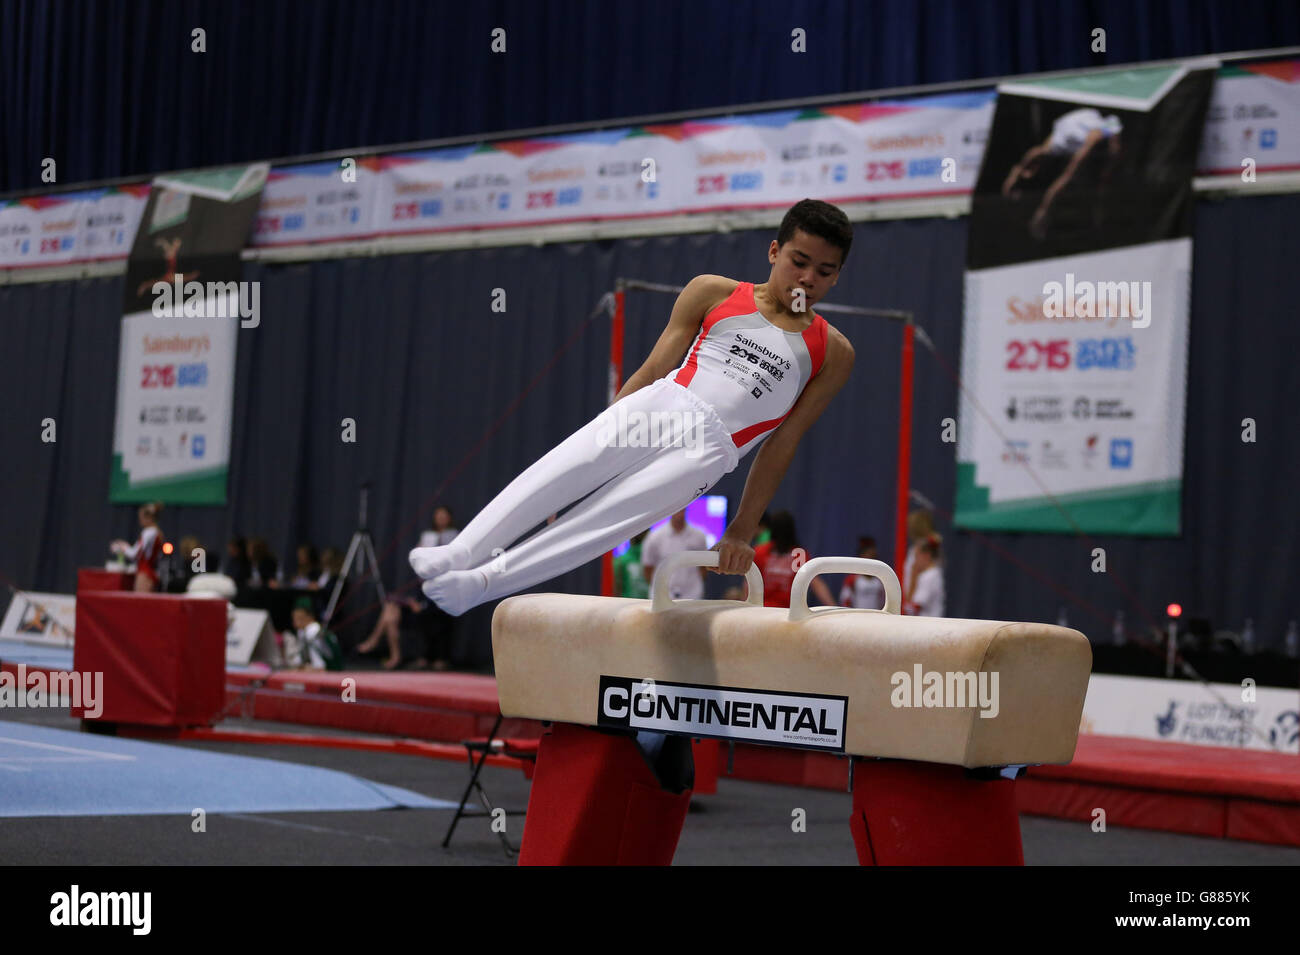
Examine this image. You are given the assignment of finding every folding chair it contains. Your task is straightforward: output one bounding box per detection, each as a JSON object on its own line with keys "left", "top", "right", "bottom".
{"left": 442, "top": 713, "right": 539, "bottom": 857}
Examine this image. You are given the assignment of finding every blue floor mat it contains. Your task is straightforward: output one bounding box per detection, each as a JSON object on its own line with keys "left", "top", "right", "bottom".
{"left": 0, "top": 721, "right": 458, "bottom": 817}
{"left": 0, "top": 639, "right": 270, "bottom": 675}
{"left": 0, "top": 639, "right": 75, "bottom": 672}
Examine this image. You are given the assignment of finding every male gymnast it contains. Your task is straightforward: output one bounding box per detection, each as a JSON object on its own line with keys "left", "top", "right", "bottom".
{"left": 411, "top": 198, "right": 856, "bottom": 615}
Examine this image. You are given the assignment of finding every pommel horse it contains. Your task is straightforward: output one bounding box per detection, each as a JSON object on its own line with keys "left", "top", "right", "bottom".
{"left": 492, "top": 552, "right": 1092, "bottom": 865}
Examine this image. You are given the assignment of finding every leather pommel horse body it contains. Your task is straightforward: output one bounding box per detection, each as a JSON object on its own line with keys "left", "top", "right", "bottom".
{"left": 493, "top": 553, "right": 1092, "bottom": 865}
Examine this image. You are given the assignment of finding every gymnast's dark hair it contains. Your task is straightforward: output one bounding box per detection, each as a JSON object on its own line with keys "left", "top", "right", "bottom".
{"left": 769, "top": 510, "right": 798, "bottom": 555}
{"left": 776, "top": 199, "right": 852, "bottom": 266}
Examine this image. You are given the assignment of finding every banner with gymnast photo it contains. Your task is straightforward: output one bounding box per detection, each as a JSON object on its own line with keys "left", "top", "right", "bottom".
{"left": 110, "top": 164, "right": 268, "bottom": 505}
{"left": 956, "top": 62, "right": 1217, "bottom": 535}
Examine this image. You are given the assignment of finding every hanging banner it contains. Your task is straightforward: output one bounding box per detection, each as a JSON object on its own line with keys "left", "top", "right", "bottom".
{"left": 252, "top": 159, "right": 381, "bottom": 246}
{"left": 110, "top": 164, "right": 268, "bottom": 504}
{"left": 6, "top": 61, "right": 1298, "bottom": 263}
{"left": 0, "top": 185, "right": 150, "bottom": 269}
{"left": 956, "top": 63, "right": 1217, "bottom": 534}
{"left": 1198, "top": 58, "right": 1300, "bottom": 175}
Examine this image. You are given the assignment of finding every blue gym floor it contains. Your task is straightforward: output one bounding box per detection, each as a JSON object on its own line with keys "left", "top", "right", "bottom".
{"left": 0, "top": 721, "right": 455, "bottom": 817}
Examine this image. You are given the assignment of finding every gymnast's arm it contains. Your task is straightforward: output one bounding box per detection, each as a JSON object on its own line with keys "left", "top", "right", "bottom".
{"left": 1037, "top": 129, "right": 1103, "bottom": 216}
{"left": 712, "top": 328, "right": 855, "bottom": 576}
{"left": 611, "top": 274, "right": 735, "bottom": 404}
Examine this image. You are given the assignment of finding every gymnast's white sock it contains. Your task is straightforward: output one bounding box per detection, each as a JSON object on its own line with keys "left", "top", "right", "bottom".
{"left": 422, "top": 568, "right": 488, "bottom": 617}
{"left": 409, "top": 540, "right": 471, "bottom": 580}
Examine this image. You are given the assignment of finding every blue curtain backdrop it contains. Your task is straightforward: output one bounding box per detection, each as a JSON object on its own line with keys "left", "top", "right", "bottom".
{"left": 3, "top": 0, "right": 1300, "bottom": 193}
{"left": 2, "top": 195, "right": 1297, "bottom": 664}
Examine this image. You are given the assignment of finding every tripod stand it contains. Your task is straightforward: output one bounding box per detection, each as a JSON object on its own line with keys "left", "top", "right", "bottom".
{"left": 322, "top": 482, "right": 386, "bottom": 628}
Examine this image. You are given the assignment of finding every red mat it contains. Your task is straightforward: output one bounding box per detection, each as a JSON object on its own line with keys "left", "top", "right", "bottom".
{"left": 228, "top": 669, "right": 505, "bottom": 713}
{"left": 1016, "top": 734, "right": 1300, "bottom": 847}
{"left": 224, "top": 669, "right": 544, "bottom": 742}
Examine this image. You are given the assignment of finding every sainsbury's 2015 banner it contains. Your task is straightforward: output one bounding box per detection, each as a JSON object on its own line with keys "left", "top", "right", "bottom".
{"left": 110, "top": 164, "right": 268, "bottom": 504}
{"left": 956, "top": 63, "right": 1217, "bottom": 535}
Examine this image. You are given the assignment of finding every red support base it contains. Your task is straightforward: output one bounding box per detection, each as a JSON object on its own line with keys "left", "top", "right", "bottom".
{"left": 691, "top": 738, "right": 719, "bottom": 795}
{"left": 517, "top": 722, "right": 691, "bottom": 866}
{"left": 849, "top": 760, "right": 1024, "bottom": 865}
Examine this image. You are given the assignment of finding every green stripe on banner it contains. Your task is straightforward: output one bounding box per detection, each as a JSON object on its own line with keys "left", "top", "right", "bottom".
{"left": 1007, "top": 66, "right": 1181, "bottom": 104}
{"left": 953, "top": 462, "right": 1181, "bottom": 535}
{"left": 109, "top": 455, "right": 228, "bottom": 505}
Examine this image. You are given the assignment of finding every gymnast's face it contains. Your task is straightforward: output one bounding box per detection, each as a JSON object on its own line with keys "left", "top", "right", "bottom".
{"left": 768, "top": 229, "right": 841, "bottom": 311}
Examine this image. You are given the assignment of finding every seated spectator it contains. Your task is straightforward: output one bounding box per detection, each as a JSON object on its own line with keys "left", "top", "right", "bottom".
{"left": 222, "top": 537, "right": 250, "bottom": 586}
{"left": 314, "top": 547, "right": 344, "bottom": 592}
{"left": 281, "top": 597, "right": 341, "bottom": 670}
{"left": 839, "top": 535, "right": 885, "bottom": 610}
{"left": 750, "top": 510, "right": 834, "bottom": 608}
{"left": 287, "top": 544, "right": 320, "bottom": 589}
{"left": 905, "top": 534, "right": 945, "bottom": 617}
{"left": 247, "top": 537, "right": 279, "bottom": 589}
{"left": 356, "top": 507, "right": 458, "bottom": 670}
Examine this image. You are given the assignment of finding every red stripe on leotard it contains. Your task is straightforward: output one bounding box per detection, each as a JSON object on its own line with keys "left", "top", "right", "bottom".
{"left": 673, "top": 282, "right": 754, "bottom": 389}
{"left": 803, "top": 312, "right": 829, "bottom": 377}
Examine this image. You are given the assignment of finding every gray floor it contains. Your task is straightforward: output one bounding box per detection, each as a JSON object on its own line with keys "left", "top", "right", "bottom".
{"left": 3, "top": 707, "right": 1299, "bottom": 865}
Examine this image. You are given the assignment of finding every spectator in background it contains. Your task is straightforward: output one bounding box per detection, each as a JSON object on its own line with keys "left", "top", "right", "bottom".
{"left": 287, "top": 544, "right": 320, "bottom": 589}
{"left": 613, "top": 529, "right": 650, "bottom": 599}
{"left": 641, "top": 509, "right": 708, "bottom": 600}
{"left": 315, "top": 547, "right": 344, "bottom": 592}
{"left": 839, "top": 535, "right": 885, "bottom": 610}
{"left": 110, "top": 502, "right": 165, "bottom": 592}
{"left": 247, "top": 537, "right": 279, "bottom": 589}
{"left": 419, "top": 505, "right": 459, "bottom": 550}
{"left": 902, "top": 508, "right": 935, "bottom": 597}
{"left": 751, "top": 510, "right": 834, "bottom": 608}
{"left": 223, "top": 537, "right": 250, "bottom": 586}
{"left": 417, "top": 506, "right": 459, "bottom": 670}
{"left": 358, "top": 507, "right": 459, "bottom": 670}
{"left": 282, "top": 597, "right": 341, "bottom": 670}
{"left": 905, "top": 534, "right": 945, "bottom": 617}
{"left": 167, "top": 535, "right": 203, "bottom": 592}
{"left": 751, "top": 511, "right": 772, "bottom": 548}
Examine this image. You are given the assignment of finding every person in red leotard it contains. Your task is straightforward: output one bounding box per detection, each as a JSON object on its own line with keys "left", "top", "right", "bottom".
{"left": 750, "top": 510, "right": 834, "bottom": 608}
{"left": 111, "top": 501, "right": 166, "bottom": 592}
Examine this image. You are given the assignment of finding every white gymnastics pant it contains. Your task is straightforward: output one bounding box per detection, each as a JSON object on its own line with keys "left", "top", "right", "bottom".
{"left": 455, "top": 378, "right": 740, "bottom": 606}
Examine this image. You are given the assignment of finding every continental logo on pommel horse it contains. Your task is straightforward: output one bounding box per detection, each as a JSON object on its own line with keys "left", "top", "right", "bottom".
{"left": 597, "top": 676, "right": 847, "bottom": 753}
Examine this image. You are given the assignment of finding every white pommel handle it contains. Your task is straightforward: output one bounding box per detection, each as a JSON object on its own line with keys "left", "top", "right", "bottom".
{"left": 788, "top": 557, "right": 902, "bottom": 622}
{"left": 650, "top": 550, "right": 765, "bottom": 611}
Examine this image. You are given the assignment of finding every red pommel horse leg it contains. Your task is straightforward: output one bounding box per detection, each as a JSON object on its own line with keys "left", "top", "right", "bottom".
{"left": 848, "top": 759, "right": 1024, "bottom": 866}
{"left": 516, "top": 722, "right": 692, "bottom": 866}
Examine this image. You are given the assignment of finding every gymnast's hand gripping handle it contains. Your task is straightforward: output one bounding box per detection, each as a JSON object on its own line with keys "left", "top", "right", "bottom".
{"left": 787, "top": 557, "right": 902, "bottom": 622}
{"left": 649, "top": 550, "right": 765, "bottom": 611}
